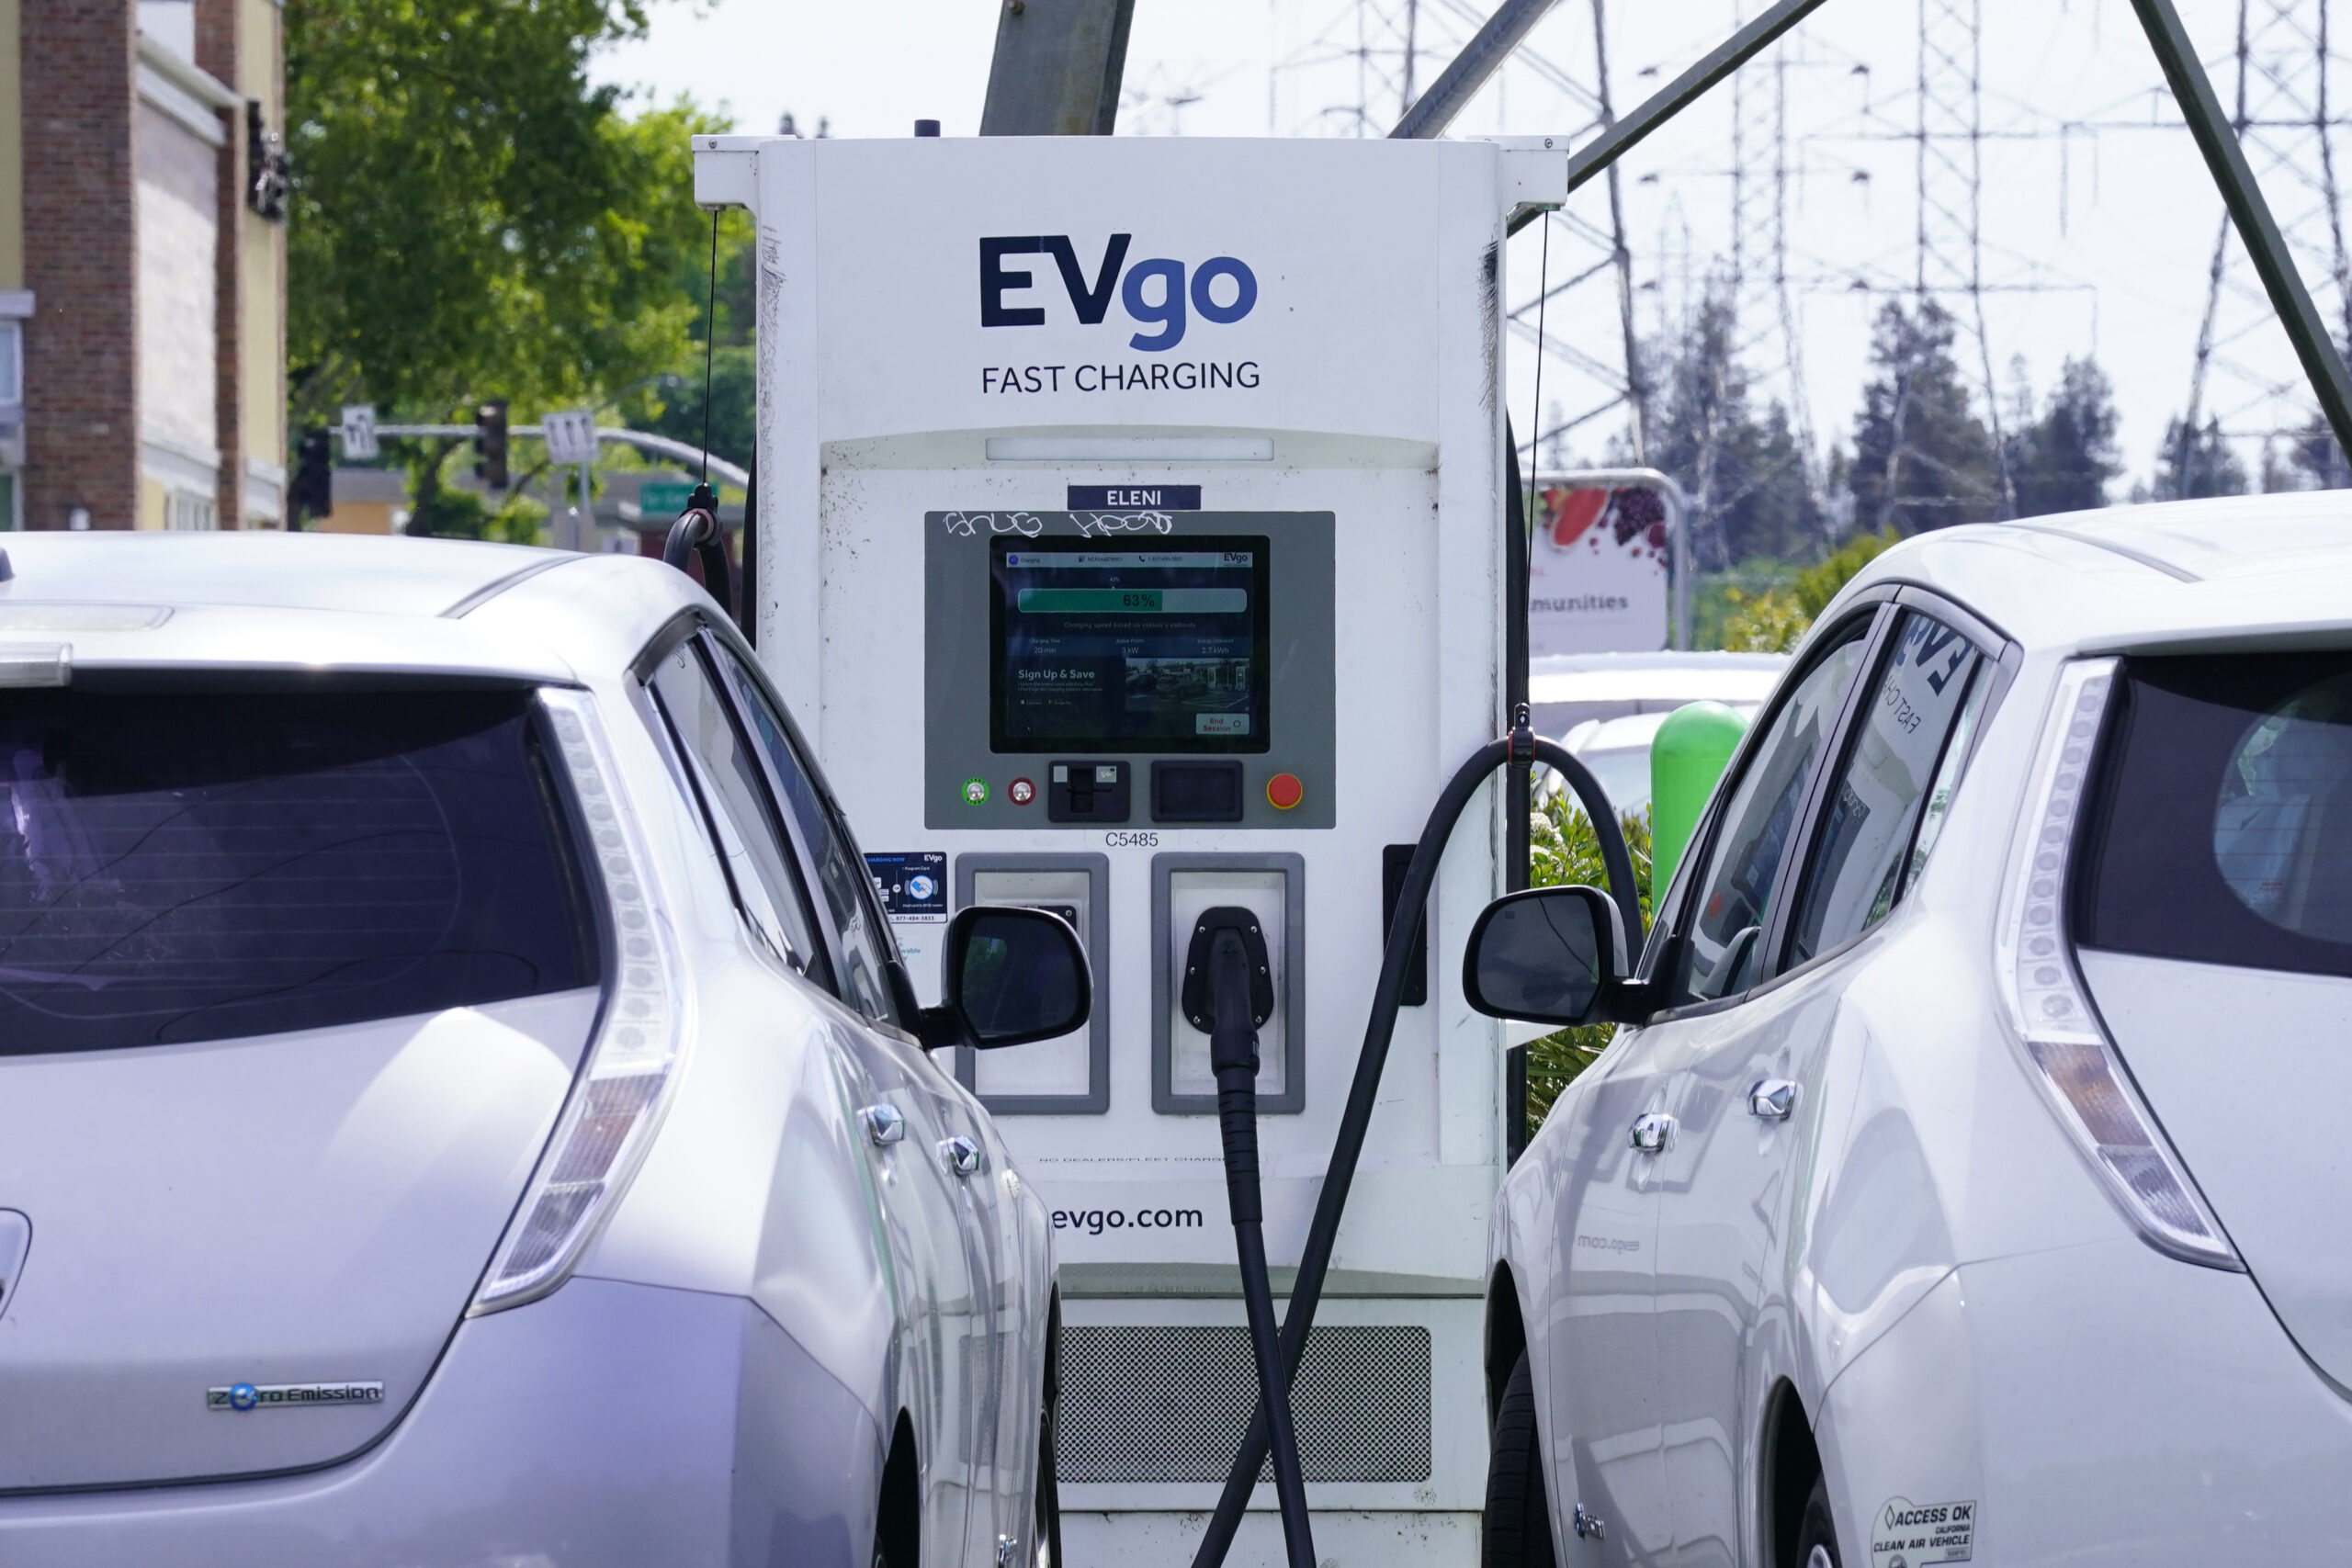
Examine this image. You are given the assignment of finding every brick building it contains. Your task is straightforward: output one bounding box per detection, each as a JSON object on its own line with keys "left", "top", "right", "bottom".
{"left": 0, "top": 0, "right": 287, "bottom": 531}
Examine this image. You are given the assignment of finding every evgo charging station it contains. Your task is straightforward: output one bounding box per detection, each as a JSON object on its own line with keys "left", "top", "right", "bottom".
{"left": 693, "top": 130, "right": 1589, "bottom": 1566}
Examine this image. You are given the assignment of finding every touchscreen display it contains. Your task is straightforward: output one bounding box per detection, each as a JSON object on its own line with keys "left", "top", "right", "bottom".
{"left": 990, "top": 537, "right": 1270, "bottom": 753}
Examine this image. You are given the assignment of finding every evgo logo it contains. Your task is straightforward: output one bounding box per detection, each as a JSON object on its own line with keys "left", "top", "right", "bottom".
{"left": 979, "top": 234, "right": 1257, "bottom": 353}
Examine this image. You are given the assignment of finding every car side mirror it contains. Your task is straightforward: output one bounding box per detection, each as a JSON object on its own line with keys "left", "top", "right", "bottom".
{"left": 1461, "top": 886, "right": 1627, "bottom": 1028}
{"left": 919, "top": 905, "right": 1092, "bottom": 1051}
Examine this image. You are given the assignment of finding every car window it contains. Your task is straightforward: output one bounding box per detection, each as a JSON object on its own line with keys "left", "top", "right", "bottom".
{"left": 2080, "top": 650, "right": 2352, "bottom": 977}
{"left": 643, "top": 637, "right": 830, "bottom": 983}
{"left": 1668, "top": 620, "right": 1872, "bottom": 1007}
{"left": 0, "top": 684, "right": 596, "bottom": 1054}
{"left": 1783, "top": 611, "right": 1986, "bottom": 969}
{"left": 707, "top": 640, "right": 903, "bottom": 1030}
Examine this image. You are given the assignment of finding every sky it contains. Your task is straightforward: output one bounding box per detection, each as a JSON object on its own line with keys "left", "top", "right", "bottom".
{"left": 593, "top": 0, "right": 2348, "bottom": 498}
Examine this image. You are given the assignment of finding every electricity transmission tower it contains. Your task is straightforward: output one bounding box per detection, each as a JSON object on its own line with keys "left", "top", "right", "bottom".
{"left": 1727, "top": 36, "right": 1815, "bottom": 475}
{"left": 1677, "top": 18, "right": 1827, "bottom": 561}
{"left": 1271, "top": 0, "right": 1651, "bottom": 464}
{"left": 2178, "top": 0, "right": 2352, "bottom": 489}
{"left": 1911, "top": 0, "right": 2015, "bottom": 513}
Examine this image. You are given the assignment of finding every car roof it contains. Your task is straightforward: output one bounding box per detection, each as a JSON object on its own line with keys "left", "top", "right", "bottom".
{"left": 1530, "top": 650, "right": 1789, "bottom": 705}
{"left": 1838, "top": 492, "right": 2352, "bottom": 653}
{"left": 0, "top": 531, "right": 567, "bottom": 615}
{"left": 1562, "top": 703, "right": 1766, "bottom": 754}
{"left": 0, "top": 534, "right": 700, "bottom": 682}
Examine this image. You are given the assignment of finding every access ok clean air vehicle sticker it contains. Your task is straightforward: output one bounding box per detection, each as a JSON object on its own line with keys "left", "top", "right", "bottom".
{"left": 1871, "top": 1497, "right": 1976, "bottom": 1566}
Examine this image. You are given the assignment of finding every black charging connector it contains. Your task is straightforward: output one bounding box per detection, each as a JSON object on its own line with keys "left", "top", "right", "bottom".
{"left": 1182, "top": 908, "right": 1315, "bottom": 1568}
{"left": 661, "top": 484, "right": 734, "bottom": 624}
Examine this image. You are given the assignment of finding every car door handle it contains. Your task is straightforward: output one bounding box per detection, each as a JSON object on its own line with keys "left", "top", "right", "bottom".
{"left": 1748, "top": 1079, "right": 1800, "bottom": 1121}
{"left": 939, "top": 1135, "right": 984, "bottom": 1178}
{"left": 858, "top": 1103, "right": 906, "bottom": 1146}
{"left": 1628, "top": 1113, "right": 1675, "bottom": 1155}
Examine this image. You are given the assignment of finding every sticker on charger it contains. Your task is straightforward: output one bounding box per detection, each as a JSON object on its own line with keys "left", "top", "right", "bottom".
{"left": 866, "top": 852, "right": 947, "bottom": 921}
{"left": 1871, "top": 1497, "right": 1974, "bottom": 1567}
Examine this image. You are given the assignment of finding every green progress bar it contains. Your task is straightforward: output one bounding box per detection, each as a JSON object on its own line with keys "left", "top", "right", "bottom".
{"left": 1015, "top": 588, "right": 1249, "bottom": 614}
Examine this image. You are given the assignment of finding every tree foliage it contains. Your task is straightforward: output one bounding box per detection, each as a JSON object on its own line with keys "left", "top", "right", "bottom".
{"left": 1524, "top": 798, "right": 1652, "bottom": 1125}
{"left": 287, "top": 0, "right": 717, "bottom": 427}
{"left": 1849, "top": 299, "right": 2000, "bottom": 534}
{"left": 2283, "top": 413, "right": 2352, "bottom": 491}
{"left": 2006, "top": 356, "right": 2121, "bottom": 517}
{"left": 615, "top": 209, "right": 757, "bottom": 470}
{"left": 2150, "top": 415, "right": 2250, "bottom": 501}
{"left": 1705, "top": 528, "right": 1900, "bottom": 654}
{"left": 1646, "top": 287, "right": 1824, "bottom": 570}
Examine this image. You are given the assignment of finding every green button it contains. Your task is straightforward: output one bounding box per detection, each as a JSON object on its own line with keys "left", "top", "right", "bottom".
{"left": 962, "top": 777, "right": 989, "bottom": 805}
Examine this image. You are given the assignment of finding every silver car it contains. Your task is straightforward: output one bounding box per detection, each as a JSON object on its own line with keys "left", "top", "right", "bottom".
{"left": 0, "top": 533, "right": 1077, "bottom": 1568}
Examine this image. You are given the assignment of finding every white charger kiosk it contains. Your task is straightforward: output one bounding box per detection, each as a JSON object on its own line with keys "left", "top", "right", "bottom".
{"left": 694, "top": 131, "right": 1567, "bottom": 1566}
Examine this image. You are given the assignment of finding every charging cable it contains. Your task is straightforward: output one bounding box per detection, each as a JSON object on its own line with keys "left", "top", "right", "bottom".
{"left": 1184, "top": 908, "right": 1315, "bottom": 1568}
{"left": 1189, "top": 737, "right": 1637, "bottom": 1568}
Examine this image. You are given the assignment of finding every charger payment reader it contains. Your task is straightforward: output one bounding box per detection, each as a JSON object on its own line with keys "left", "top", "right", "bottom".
{"left": 694, "top": 132, "right": 1572, "bottom": 1566}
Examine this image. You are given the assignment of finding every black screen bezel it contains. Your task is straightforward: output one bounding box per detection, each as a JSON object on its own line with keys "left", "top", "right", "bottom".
{"left": 988, "top": 534, "right": 1272, "bottom": 755}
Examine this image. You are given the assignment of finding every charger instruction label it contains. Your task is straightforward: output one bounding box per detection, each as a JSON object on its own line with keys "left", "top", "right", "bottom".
{"left": 1871, "top": 1497, "right": 1974, "bottom": 1567}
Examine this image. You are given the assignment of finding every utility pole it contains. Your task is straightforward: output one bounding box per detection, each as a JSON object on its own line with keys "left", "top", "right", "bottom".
{"left": 980, "top": 0, "right": 1137, "bottom": 135}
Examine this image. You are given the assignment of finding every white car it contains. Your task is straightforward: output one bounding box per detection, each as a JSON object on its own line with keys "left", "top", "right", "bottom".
{"left": 1471, "top": 498, "right": 2352, "bottom": 1566}
{"left": 1533, "top": 652, "right": 1789, "bottom": 818}
{"left": 0, "top": 533, "right": 1080, "bottom": 1568}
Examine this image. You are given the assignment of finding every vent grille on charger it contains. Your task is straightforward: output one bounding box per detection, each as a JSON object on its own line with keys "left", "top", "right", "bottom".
{"left": 1058, "top": 1324, "right": 1433, "bottom": 1484}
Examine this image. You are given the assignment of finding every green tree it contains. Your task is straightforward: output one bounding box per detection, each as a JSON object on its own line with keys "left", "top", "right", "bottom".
{"left": 1523, "top": 798, "right": 1652, "bottom": 1124}
{"left": 2007, "top": 357, "right": 2121, "bottom": 517}
{"left": 2151, "top": 415, "right": 2250, "bottom": 500}
{"left": 1849, "top": 299, "right": 2001, "bottom": 533}
{"left": 615, "top": 210, "right": 757, "bottom": 472}
{"left": 1702, "top": 528, "right": 1900, "bottom": 654}
{"left": 2284, "top": 412, "right": 2352, "bottom": 491}
{"left": 1646, "top": 287, "right": 1824, "bottom": 570}
{"left": 287, "top": 0, "right": 720, "bottom": 524}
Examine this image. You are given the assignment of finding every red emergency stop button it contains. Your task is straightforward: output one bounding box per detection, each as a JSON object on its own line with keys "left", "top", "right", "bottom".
{"left": 1266, "top": 773, "right": 1305, "bottom": 811}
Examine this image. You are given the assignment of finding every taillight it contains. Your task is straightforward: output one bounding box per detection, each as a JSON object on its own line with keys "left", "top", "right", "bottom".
{"left": 472, "top": 689, "right": 687, "bottom": 1313}
{"left": 1995, "top": 658, "right": 2240, "bottom": 1270}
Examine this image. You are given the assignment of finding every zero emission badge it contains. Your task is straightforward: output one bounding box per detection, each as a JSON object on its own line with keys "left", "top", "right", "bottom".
{"left": 1871, "top": 1497, "right": 1975, "bottom": 1566}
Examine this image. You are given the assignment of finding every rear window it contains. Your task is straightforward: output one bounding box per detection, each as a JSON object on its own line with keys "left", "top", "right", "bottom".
{"left": 0, "top": 684, "right": 598, "bottom": 1054}
{"left": 2078, "top": 652, "right": 2352, "bottom": 977}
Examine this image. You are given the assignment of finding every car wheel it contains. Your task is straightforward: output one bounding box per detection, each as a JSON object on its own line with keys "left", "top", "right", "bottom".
{"left": 874, "top": 1420, "right": 920, "bottom": 1568}
{"left": 1483, "top": 1351, "right": 1559, "bottom": 1568}
{"left": 1796, "top": 1474, "right": 1840, "bottom": 1568}
{"left": 1034, "top": 1404, "right": 1063, "bottom": 1568}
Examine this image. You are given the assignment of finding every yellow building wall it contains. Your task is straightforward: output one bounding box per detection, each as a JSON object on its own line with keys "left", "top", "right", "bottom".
{"left": 238, "top": 0, "right": 285, "bottom": 512}
{"left": 0, "top": 0, "right": 21, "bottom": 291}
{"left": 314, "top": 502, "right": 401, "bottom": 536}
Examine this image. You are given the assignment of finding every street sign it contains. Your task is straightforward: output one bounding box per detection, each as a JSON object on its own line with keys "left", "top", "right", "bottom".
{"left": 639, "top": 479, "right": 696, "bottom": 516}
{"left": 541, "top": 409, "right": 599, "bottom": 467}
{"left": 339, "top": 405, "right": 377, "bottom": 461}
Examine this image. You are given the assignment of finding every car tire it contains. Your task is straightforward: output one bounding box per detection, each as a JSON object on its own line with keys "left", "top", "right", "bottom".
{"left": 1483, "top": 1351, "right": 1559, "bottom": 1568}
{"left": 874, "top": 1421, "right": 920, "bottom": 1568}
{"left": 1796, "top": 1474, "right": 1840, "bottom": 1568}
{"left": 1034, "top": 1405, "right": 1063, "bottom": 1568}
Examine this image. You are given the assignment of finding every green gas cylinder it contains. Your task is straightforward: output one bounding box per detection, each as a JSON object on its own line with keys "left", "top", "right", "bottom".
{"left": 1649, "top": 700, "right": 1748, "bottom": 895}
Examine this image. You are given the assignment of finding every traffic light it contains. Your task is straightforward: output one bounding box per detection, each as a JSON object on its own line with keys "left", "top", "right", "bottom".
{"left": 289, "top": 427, "right": 333, "bottom": 527}
{"left": 473, "top": 399, "right": 509, "bottom": 491}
